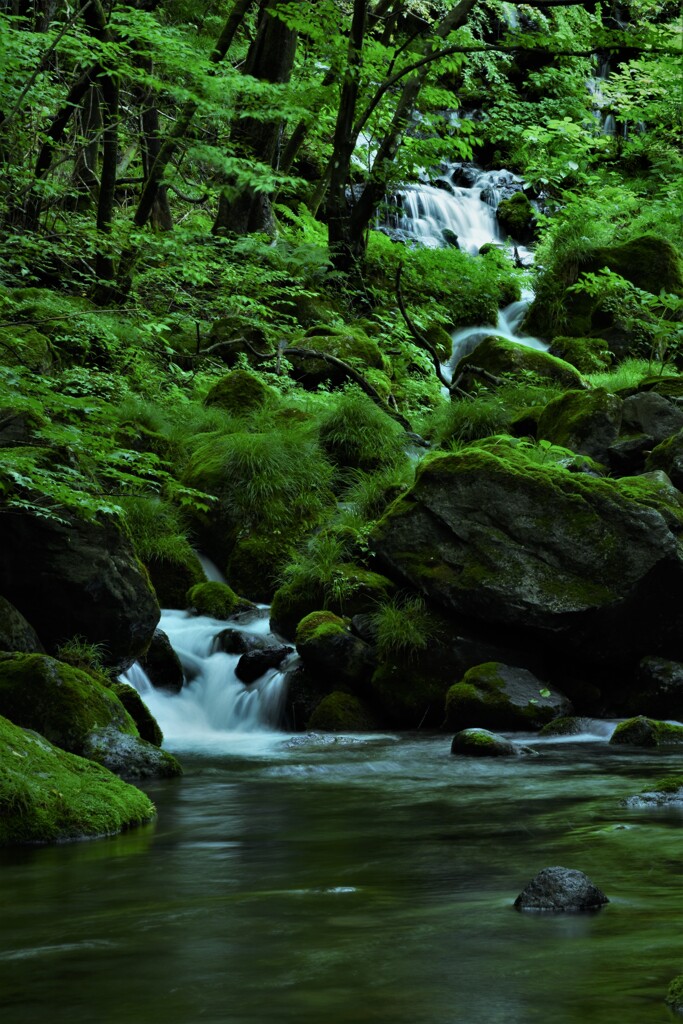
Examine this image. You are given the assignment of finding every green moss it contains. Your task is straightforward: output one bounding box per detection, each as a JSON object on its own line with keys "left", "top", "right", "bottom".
{"left": 610, "top": 716, "right": 683, "bottom": 747}
{"left": 146, "top": 538, "right": 207, "bottom": 609}
{"left": 302, "top": 325, "right": 389, "bottom": 372}
{"left": 295, "top": 611, "right": 347, "bottom": 647}
{"left": 0, "top": 714, "right": 155, "bottom": 846}
{"left": 496, "top": 192, "right": 537, "bottom": 242}
{"left": 665, "top": 975, "right": 683, "bottom": 1014}
{"left": 271, "top": 565, "right": 394, "bottom": 639}
{"left": 536, "top": 387, "right": 622, "bottom": 459}
{"left": 203, "top": 368, "right": 276, "bottom": 416}
{"left": 307, "top": 692, "right": 376, "bottom": 732}
{"left": 226, "top": 532, "right": 295, "bottom": 603}
{"left": 0, "top": 325, "right": 52, "bottom": 372}
{"left": 643, "top": 775, "right": 683, "bottom": 794}
{"left": 549, "top": 336, "right": 613, "bottom": 374}
{"left": 186, "top": 581, "right": 253, "bottom": 619}
{"left": 455, "top": 336, "right": 585, "bottom": 390}
{"left": 0, "top": 653, "right": 137, "bottom": 754}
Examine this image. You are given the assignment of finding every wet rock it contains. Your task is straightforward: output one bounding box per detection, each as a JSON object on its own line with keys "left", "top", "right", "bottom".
{"left": 235, "top": 645, "right": 293, "bottom": 684}
{"left": 623, "top": 775, "right": 683, "bottom": 809}
{"left": 514, "top": 867, "right": 608, "bottom": 912}
{"left": 450, "top": 728, "right": 536, "bottom": 757}
{"left": 295, "top": 611, "right": 376, "bottom": 690}
{"left": 213, "top": 628, "right": 270, "bottom": 655}
{"left": 538, "top": 716, "right": 599, "bottom": 737}
{"left": 83, "top": 727, "right": 182, "bottom": 779}
{"left": 139, "top": 628, "right": 183, "bottom": 693}
{"left": 537, "top": 388, "right": 622, "bottom": 464}
{"left": 445, "top": 662, "right": 572, "bottom": 732}
{"left": 307, "top": 692, "right": 378, "bottom": 732}
{"left": 621, "top": 392, "right": 683, "bottom": 444}
{"left": 609, "top": 716, "right": 683, "bottom": 748}
{"left": 626, "top": 656, "right": 683, "bottom": 719}
{"left": 110, "top": 682, "right": 164, "bottom": 746}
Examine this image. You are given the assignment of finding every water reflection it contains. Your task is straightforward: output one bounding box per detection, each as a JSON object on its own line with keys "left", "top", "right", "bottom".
{"left": 0, "top": 736, "right": 681, "bottom": 1023}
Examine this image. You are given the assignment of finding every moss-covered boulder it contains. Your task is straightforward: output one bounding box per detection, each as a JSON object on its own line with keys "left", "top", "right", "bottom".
{"left": 539, "top": 716, "right": 598, "bottom": 737}
{"left": 646, "top": 430, "right": 683, "bottom": 489}
{"left": 289, "top": 325, "right": 389, "bottom": 390}
{"left": 203, "top": 316, "right": 270, "bottom": 366}
{"left": 548, "top": 336, "right": 612, "bottom": 374}
{"left": 0, "top": 714, "right": 155, "bottom": 846}
{"left": 0, "top": 506, "right": 160, "bottom": 672}
{"left": 610, "top": 716, "right": 683, "bottom": 748}
{"left": 0, "top": 596, "right": 44, "bottom": 654}
{"left": 295, "top": 611, "right": 376, "bottom": 689}
{"left": 109, "top": 682, "right": 164, "bottom": 745}
{"left": 525, "top": 235, "right": 683, "bottom": 342}
{"left": 621, "top": 392, "right": 683, "bottom": 444}
{"left": 270, "top": 567, "right": 395, "bottom": 640}
{"left": 370, "top": 442, "right": 683, "bottom": 670}
{"left": 537, "top": 388, "right": 622, "bottom": 463}
{"left": 203, "top": 368, "right": 276, "bottom": 416}
{"left": 450, "top": 728, "right": 534, "bottom": 757}
{"left": 455, "top": 337, "right": 584, "bottom": 390}
{"left": 145, "top": 539, "right": 207, "bottom": 609}
{"left": 495, "top": 192, "right": 537, "bottom": 244}
{"left": 665, "top": 976, "right": 683, "bottom": 1016}
{"left": 186, "top": 581, "right": 254, "bottom": 620}
{"left": 0, "top": 653, "right": 137, "bottom": 753}
{"left": 307, "top": 692, "right": 378, "bottom": 732}
{"left": 445, "top": 662, "right": 572, "bottom": 732}
{"left": 0, "top": 325, "right": 52, "bottom": 372}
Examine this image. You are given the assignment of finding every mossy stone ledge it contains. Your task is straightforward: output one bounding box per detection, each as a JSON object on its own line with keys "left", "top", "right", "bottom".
{"left": 0, "top": 714, "right": 155, "bottom": 846}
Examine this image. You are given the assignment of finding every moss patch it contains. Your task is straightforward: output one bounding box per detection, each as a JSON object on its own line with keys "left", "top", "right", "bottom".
{"left": 610, "top": 716, "right": 683, "bottom": 748}
{"left": 0, "top": 714, "right": 155, "bottom": 846}
{"left": 307, "top": 692, "right": 377, "bottom": 732}
{"left": 186, "top": 581, "right": 253, "bottom": 619}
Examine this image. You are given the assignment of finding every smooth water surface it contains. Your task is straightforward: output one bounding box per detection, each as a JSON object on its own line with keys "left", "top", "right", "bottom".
{"left": 1, "top": 734, "right": 682, "bottom": 1023}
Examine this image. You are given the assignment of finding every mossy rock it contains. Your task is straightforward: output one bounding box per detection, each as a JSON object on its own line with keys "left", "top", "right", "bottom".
{"left": 307, "top": 692, "right": 377, "bottom": 732}
{"left": 270, "top": 567, "right": 395, "bottom": 640}
{"left": 450, "top": 728, "right": 534, "bottom": 757}
{"left": 456, "top": 336, "right": 585, "bottom": 390}
{"left": 203, "top": 316, "right": 270, "bottom": 366}
{"left": 549, "top": 336, "right": 613, "bottom": 374}
{"left": 645, "top": 429, "right": 683, "bottom": 489}
{"left": 538, "top": 716, "right": 597, "bottom": 737}
{"left": 0, "top": 325, "right": 52, "bottom": 372}
{"left": 610, "top": 716, "right": 683, "bottom": 748}
{"left": 289, "top": 325, "right": 389, "bottom": 389}
{"left": 226, "top": 532, "right": 297, "bottom": 603}
{"left": 0, "top": 714, "right": 155, "bottom": 846}
{"left": 636, "top": 376, "right": 683, "bottom": 401}
{"left": 444, "top": 662, "right": 572, "bottom": 732}
{"left": 0, "top": 653, "right": 137, "bottom": 754}
{"left": 0, "top": 596, "right": 44, "bottom": 654}
{"left": 82, "top": 727, "right": 182, "bottom": 779}
{"left": 665, "top": 975, "right": 683, "bottom": 1015}
{"left": 203, "top": 368, "right": 276, "bottom": 416}
{"left": 186, "top": 581, "right": 254, "bottom": 620}
{"left": 537, "top": 387, "right": 623, "bottom": 463}
{"left": 295, "top": 611, "right": 347, "bottom": 646}
{"left": 495, "top": 192, "right": 537, "bottom": 244}
{"left": 0, "top": 405, "right": 47, "bottom": 447}
{"left": 424, "top": 324, "right": 453, "bottom": 362}
{"left": 145, "top": 538, "right": 207, "bottom": 609}
{"left": 109, "top": 682, "right": 163, "bottom": 746}
{"left": 296, "top": 611, "right": 376, "bottom": 689}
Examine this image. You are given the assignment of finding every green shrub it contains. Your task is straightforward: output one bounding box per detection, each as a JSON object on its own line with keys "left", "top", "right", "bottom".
{"left": 317, "top": 386, "right": 406, "bottom": 471}
{"left": 371, "top": 595, "right": 436, "bottom": 660}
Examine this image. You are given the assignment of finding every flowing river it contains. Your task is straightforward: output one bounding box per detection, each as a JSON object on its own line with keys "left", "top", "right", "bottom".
{"left": 1, "top": 642, "right": 682, "bottom": 1023}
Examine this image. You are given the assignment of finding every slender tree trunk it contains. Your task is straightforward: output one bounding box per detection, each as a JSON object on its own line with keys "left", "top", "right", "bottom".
{"left": 71, "top": 84, "right": 101, "bottom": 210}
{"left": 94, "top": 68, "right": 119, "bottom": 284}
{"left": 212, "top": 0, "right": 298, "bottom": 236}
{"left": 138, "top": 54, "right": 173, "bottom": 231}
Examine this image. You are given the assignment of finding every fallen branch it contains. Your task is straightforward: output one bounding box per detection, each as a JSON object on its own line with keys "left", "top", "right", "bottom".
{"left": 449, "top": 363, "right": 504, "bottom": 396}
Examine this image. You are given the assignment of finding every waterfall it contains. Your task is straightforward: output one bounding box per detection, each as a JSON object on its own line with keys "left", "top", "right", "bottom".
{"left": 446, "top": 288, "right": 548, "bottom": 372}
{"left": 121, "top": 608, "right": 294, "bottom": 752}
{"left": 379, "top": 163, "right": 534, "bottom": 262}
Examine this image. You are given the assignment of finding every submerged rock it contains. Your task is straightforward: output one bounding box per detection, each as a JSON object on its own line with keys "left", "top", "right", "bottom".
{"left": 450, "top": 728, "right": 536, "bottom": 757}
{"left": 514, "top": 867, "right": 608, "bottom": 912}
{"left": 0, "top": 714, "right": 155, "bottom": 846}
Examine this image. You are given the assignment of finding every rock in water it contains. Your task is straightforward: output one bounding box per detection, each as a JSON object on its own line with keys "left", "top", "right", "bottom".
{"left": 514, "top": 867, "right": 608, "bottom": 912}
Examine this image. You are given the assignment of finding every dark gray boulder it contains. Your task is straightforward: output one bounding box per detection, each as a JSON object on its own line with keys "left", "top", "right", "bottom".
{"left": 139, "top": 628, "right": 184, "bottom": 693}
{"left": 235, "top": 645, "right": 293, "bottom": 684}
{"left": 83, "top": 727, "right": 182, "bottom": 779}
{"left": 445, "top": 662, "right": 572, "bottom": 732}
{"left": 514, "top": 867, "right": 608, "bottom": 911}
{"left": 0, "top": 596, "right": 44, "bottom": 654}
{"left": 370, "top": 439, "right": 683, "bottom": 668}
{"left": 621, "top": 392, "right": 683, "bottom": 444}
{"left": 626, "top": 656, "right": 683, "bottom": 719}
{"left": 0, "top": 508, "right": 159, "bottom": 672}
{"left": 537, "top": 388, "right": 622, "bottom": 464}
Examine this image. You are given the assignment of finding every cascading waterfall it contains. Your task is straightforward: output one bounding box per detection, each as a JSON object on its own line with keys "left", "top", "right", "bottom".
{"left": 122, "top": 607, "right": 295, "bottom": 752}
{"left": 447, "top": 287, "right": 548, "bottom": 371}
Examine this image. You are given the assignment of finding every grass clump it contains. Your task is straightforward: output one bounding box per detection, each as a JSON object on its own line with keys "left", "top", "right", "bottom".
{"left": 371, "top": 594, "right": 435, "bottom": 660}
{"left": 317, "top": 385, "right": 406, "bottom": 472}
{"left": 55, "top": 635, "right": 107, "bottom": 674}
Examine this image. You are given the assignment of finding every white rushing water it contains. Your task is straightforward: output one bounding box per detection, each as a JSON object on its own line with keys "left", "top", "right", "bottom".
{"left": 447, "top": 287, "right": 548, "bottom": 371}
{"left": 122, "top": 608, "right": 294, "bottom": 753}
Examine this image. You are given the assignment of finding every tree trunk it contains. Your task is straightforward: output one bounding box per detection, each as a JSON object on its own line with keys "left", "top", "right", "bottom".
{"left": 212, "top": 0, "right": 298, "bottom": 236}
{"left": 71, "top": 84, "right": 101, "bottom": 211}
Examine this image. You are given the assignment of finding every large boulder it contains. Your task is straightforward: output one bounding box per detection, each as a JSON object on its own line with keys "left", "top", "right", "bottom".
{"left": 445, "top": 662, "right": 572, "bottom": 732}
{"left": 138, "top": 628, "right": 184, "bottom": 694}
{"left": 0, "top": 596, "right": 44, "bottom": 654}
{"left": 536, "top": 388, "right": 622, "bottom": 464}
{"left": 450, "top": 728, "right": 536, "bottom": 757}
{"left": 0, "top": 714, "right": 155, "bottom": 846}
{"left": 514, "top": 867, "right": 608, "bottom": 912}
{"left": 454, "top": 337, "right": 584, "bottom": 390}
{"left": 295, "top": 611, "right": 376, "bottom": 690}
{"left": 625, "top": 657, "right": 683, "bottom": 719}
{"left": 370, "top": 440, "right": 683, "bottom": 670}
{"left": 609, "top": 716, "right": 683, "bottom": 748}
{"left": 82, "top": 727, "right": 182, "bottom": 779}
{"left": 621, "top": 392, "right": 683, "bottom": 445}
{"left": 0, "top": 509, "right": 159, "bottom": 672}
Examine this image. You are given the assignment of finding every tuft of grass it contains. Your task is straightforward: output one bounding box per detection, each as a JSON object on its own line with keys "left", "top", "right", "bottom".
{"left": 586, "top": 357, "right": 677, "bottom": 392}
{"left": 56, "top": 635, "right": 107, "bottom": 673}
{"left": 371, "top": 594, "right": 436, "bottom": 660}
{"left": 317, "top": 385, "right": 406, "bottom": 471}
{"left": 427, "top": 393, "right": 512, "bottom": 446}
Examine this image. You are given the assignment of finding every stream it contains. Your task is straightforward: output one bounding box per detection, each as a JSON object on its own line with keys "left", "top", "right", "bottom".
{"left": 1, "top": 608, "right": 682, "bottom": 1023}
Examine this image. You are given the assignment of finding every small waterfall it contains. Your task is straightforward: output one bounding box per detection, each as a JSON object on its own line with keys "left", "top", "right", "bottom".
{"left": 447, "top": 288, "right": 548, "bottom": 371}
{"left": 381, "top": 165, "right": 529, "bottom": 254}
{"left": 121, "top": 608, "right": 294, "bottom": 752}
